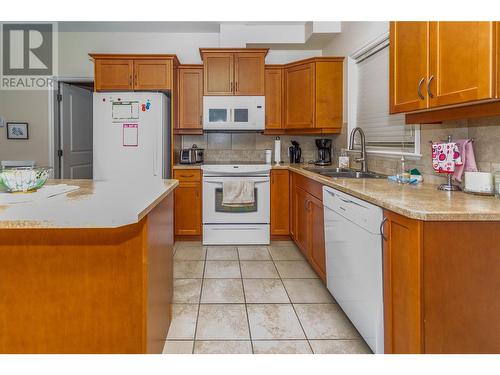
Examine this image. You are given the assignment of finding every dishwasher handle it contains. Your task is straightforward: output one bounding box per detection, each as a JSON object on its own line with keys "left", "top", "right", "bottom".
{"left": 380, "top": 217, "right": 388, "bottom": 241}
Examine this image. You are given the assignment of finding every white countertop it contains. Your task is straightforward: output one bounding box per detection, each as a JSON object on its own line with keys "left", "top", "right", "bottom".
{"left": 0, "top": 179, "right": 178, "bottom": 229}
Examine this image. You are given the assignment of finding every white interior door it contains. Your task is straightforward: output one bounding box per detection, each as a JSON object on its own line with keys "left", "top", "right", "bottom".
{"left": 60, "top": 83, "right": 93, "bottom": 179}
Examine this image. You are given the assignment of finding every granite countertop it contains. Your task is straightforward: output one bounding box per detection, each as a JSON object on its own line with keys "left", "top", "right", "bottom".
{"left": 0, "top": 179, "right": 178, "bottom": 229}
{"left": 173, "top": 162, "right": 500, "bottom": 221}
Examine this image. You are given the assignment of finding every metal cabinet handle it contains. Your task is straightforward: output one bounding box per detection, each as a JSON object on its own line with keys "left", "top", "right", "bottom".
{"left": 129, "top": 76, "right": 132, "bottom": 86}
{"left": 380, "top": 217, "right": 388, "bottom": 241}
{"left": 230, "top": 81, "right": 233, "bottom": 92}
{"left": 180, "top": 174, "right": 194, "bottom": 178}
{"left": 427, "top": 75, "right": 434, "bottom": 98}
{"left": 200, "top": 115, "right": 202, "bottom": 125}
{"left": 417, "top": 77, "right": 425, "bottom": 100}
{"left": 304, "top": 198, "right": 309, "bottom": 212}
{"left": 235, "top": 81, "right": 238, "bottom": 92}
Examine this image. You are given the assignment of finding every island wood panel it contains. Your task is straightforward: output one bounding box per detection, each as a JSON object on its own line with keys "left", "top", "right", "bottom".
{"left": 383, "top": 210, "right": 424, "bottom": 354}
{"left": 270, "top": 169, "right": 290, "bottom": 235}
{"left": 422, "top": 221, "right": 500, "bottom": 354}
{"left": 0, "top": 194, "right": 174, "bottom": 354}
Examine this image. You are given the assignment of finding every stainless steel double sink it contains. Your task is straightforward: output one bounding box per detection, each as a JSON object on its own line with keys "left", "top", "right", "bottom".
{"left": 303, "top": 167, "right": 384, "bottom": 179}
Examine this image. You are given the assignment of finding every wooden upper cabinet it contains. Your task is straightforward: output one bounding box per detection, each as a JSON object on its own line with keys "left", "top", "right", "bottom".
{"left": 285, "top": 62, "right": 315, "bottom": 128}
{"left": 177, "top": 66, "right": 203, "bottom": 131}
{"left": 390, "top": 22, "right": 429, "bottom": 114}
{"left": 94, "top": 59, "right": 133, "bottom": 91}
{"left": 390, "top": 21, "right": 499, "bottom": 118}
{"left": 201, "top": 49, "right": 268, "bottom": 96}
{"left": 265, "top": 67, "right": 283, "bottom": 129}
{"left": 315, "top": 61, "right": 343, "bottom": 131}
{"left": 234, "top": 53, "right": 265, "bottom": 95}
{"left": 203, "top": 52, "right": 234, "bottom": 95}
{"left": 90, "top": 54, "right": 179, "bottom": 92}
{"left": 270, "top": 169, "right": 289, "bottom": 236}
{"left": 283, "top": 58, "right": 344, "bottom": 131}
{"left": 428, "top": 22, "right": 495, "bottom": 107}
{"left": 134, "top": 59, "right": 172, "bottom": 90}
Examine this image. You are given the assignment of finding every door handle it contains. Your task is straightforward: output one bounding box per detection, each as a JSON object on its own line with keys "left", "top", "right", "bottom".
{"left": 417, "top": 77, "right": 425, "bottom": 100}
{"left": 380, "top": 217, "right": 388, "bottom": 241}
{"left": 427, "top": 75, "right": 434, "bottom": 98}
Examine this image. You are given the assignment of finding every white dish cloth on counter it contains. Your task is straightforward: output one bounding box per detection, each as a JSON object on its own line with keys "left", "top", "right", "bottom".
{"left": 222, "top": 180, "right": 255, "bottom": 207}
{"left": 0, "top": 184, "right": 80, "bottom": 205}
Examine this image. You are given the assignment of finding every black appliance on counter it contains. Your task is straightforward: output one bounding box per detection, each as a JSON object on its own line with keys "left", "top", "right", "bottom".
{"left": 288, "top": 140, "right": 302, "bottom": 163}
{"left": 315, "top": 138, "right": 332, "bottom": 166}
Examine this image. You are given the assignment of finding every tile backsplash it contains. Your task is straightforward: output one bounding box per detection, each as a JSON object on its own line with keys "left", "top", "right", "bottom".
{"left": 334, "top": 116, "right": 500, "bottom": 184}
{"left": 178, "top": 133, "right": 333, "bottom": 164}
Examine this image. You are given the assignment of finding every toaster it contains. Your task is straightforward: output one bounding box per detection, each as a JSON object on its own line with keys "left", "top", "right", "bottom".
{"left": 179, "top": 148, "right": 197, "bottom": 164}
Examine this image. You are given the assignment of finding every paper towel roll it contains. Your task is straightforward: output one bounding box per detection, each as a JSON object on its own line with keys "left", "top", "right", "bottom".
{"left": 274, "top": 137, "right": 281, "bottom": 164}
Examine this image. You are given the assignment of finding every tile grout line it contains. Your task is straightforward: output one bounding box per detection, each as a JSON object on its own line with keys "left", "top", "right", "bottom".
{"left": 237, "top": 246, "right": 255, "bottom": 354}
{"left": 270, "top": 253, "right": 315, "bottom": 354}
{"left": 191, "top": 246, "right": 207, "bottom": 354}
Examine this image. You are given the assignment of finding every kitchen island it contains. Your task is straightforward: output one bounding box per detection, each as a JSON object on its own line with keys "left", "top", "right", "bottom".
{"left": 0, "top": 179, "right": 178, "bottom": 354}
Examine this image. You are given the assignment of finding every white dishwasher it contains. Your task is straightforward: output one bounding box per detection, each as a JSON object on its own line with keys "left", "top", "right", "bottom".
{"left": 323, "top": 186, "right": 384, "bottom": 354}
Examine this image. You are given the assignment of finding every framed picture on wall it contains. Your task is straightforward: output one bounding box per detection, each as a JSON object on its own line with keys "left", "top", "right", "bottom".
{"left": 6, "top": 122, "right": 29, "bottom": 140}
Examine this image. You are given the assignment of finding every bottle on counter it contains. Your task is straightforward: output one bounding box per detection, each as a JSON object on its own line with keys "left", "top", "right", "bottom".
{"left": 274, "top": 136, "right": 281, "bottom": 164}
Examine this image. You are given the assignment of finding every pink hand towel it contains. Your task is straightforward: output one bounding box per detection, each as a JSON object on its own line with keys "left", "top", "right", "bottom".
{"left": 453, "top": 139, "right": 478, "bottom": 182}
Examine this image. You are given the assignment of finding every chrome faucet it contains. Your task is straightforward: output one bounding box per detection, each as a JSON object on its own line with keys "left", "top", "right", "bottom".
{"left": 348, "top": 127, "right": 368, "bottom": 173}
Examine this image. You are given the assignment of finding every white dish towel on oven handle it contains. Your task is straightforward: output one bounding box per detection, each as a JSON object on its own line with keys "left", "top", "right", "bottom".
{"left": 222, "top": 180, "right": 255, "bottom": 207}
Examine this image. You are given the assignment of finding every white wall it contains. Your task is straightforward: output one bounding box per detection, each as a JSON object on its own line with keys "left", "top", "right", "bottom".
{"left": 322, "top": 22, "right": 389, "bottom": 150}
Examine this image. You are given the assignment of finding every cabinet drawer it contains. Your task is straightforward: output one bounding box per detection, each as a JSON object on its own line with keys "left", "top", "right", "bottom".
{"left": 174, "top": 169, "right": 201, "bottom": 182}
{"left": 292, "top": 172, "right": 323, "bottom": 201}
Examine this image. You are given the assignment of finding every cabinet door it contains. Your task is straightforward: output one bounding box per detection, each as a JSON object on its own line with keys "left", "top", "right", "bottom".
{"left": 178, "top": 67, "right": 203, "bottom": 130}
{"left": 203, "top": 53, "right": 234, "bottom": 95}
{"left": 133, "top": 60, "right": 172, "bottom": 90}
{"left": 293, "top": 186, "right": 309, "bottom": 256}
{"left": 428, "top": 22, "right": 495, "bottom": 107}
{"left": 174, "top": 170, "right": 202, "bottom": 236}
{"left": 315, "top": 61, "right": 343, "bottom": 131}
{"left": 308, "top": 194, "right": 326, "bottom": 281}
{"left": 382, "top": 210, "right": 423, "bottom": 354}
{"left": 389, "top": 22, "right": 429, "bottom": 113}
{"left": 285, "top": 63, "right": 315, "bottom": 128}
{"left": 270, "top": 170, "right": 290, "bottom": 236}
{"left": 265, "top": 67, "right": 283, "bottom": 129}
{"left": 94, "top": 59, "right": 133, "bottom": 91}
{"left": 234, "top": 53, "right": 265, "bottom": 95}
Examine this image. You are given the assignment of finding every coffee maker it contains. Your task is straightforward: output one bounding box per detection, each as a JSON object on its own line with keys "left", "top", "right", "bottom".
{"left": 288, "top": 140, "right": 302, "bottom": 163}
{"left": 315, "top": 139, "right": 332, "bottom": 166}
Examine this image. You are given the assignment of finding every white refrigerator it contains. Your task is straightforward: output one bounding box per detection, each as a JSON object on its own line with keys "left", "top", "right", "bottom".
{"left": 93, "top": 92, "right": 171, "bottom": 180}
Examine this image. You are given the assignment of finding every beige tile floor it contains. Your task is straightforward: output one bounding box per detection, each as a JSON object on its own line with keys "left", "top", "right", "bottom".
{"left": 163, "top": 241, "right": 372, "bottom": 355}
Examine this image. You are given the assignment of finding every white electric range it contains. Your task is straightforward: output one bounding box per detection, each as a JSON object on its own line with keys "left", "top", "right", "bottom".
{"left": 202, "top": 162, "right": 271, "bottom": 245}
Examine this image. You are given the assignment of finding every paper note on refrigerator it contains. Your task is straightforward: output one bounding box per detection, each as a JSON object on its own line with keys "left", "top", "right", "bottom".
{"left": 123, "top": 124, "right": 138, "bottom": 147}
{"left": 112, "top": 101, "right": 139, "bottom": 122}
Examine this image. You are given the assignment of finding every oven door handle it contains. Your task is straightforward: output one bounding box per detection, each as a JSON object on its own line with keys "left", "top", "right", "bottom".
{"left": 204, "top": 180, "right": 269, "bottom": 185}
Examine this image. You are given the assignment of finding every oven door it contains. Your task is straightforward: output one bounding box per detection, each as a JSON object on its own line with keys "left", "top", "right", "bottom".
{"left": 203, "top": 176, "right": 270, "bottom": 224}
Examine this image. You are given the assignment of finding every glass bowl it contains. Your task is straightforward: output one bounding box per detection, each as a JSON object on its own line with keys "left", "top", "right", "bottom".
{"left": 0, "top": 166, "right": 53, "bottom": 193}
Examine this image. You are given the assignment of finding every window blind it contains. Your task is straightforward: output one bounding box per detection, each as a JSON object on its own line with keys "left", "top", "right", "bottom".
{"left": 354, "top": 44, "right": 416, "bottom": 153}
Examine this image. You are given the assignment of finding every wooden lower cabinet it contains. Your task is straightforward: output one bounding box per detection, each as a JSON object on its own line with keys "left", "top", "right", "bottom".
{"left": 383, "top": 210, "right": 500, "bottom": 353}
{"left": 270, "top": 169, "right": 290, "bottom": 235}
{"left": 174, "top": 169, "right": 202, "bottom": 237}
{"left": 382, "top": 210, "right": 424, "bottom": 354}
{"left": 290, "top": 172, "right": 326, "bottom": 281}
{"left": 307, "top": 194, "right": 326, "bottom": 280}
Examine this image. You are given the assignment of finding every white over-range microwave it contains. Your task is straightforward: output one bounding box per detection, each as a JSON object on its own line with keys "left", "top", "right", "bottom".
{"left": 203, "top": 96, "right": 265, "bottom": 131}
